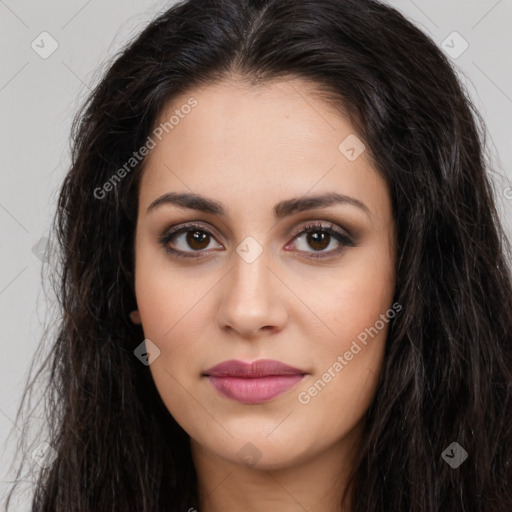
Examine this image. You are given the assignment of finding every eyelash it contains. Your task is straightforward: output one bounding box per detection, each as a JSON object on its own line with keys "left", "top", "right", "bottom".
{"left": 157, "top": 221, "right": 355, "bottom": 260}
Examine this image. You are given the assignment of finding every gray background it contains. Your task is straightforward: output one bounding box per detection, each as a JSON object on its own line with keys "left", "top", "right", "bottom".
{"left": 1, "top": 0, "right": 511, "bottom": 509}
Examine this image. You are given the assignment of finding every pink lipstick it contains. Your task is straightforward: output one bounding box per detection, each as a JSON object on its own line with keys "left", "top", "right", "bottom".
{"left": 203, "top": 359, "right": 306, "bottom": 404}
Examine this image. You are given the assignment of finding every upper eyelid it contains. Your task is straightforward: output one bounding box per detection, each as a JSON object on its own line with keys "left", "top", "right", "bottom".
{"left": 290, "top": 222, "right": 346, "bottom": 238}
{"left": 163, "top": 222, "right": 222, "bottom": 242}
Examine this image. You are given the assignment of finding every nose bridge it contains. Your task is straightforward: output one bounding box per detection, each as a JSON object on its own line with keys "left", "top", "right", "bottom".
{"left": 228, "top": 244, "right": 272, "bottom": 310}
{"left": 217, "top": 242, "right": 286, "bottom": 335}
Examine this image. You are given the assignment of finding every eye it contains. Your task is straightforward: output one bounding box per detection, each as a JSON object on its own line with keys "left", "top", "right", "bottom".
{"left": 286, "top": 222, "right": 355, "bottom": 259}
{"left": 158, "top": 222, "right": 223, "bottom": 259}
{"left": 158, "top": 221, "right": 355, "bottom": 260}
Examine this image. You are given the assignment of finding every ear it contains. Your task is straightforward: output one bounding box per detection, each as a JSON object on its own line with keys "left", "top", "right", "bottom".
{"left": 129, "top": 310, "right": 142, "bottom": 325}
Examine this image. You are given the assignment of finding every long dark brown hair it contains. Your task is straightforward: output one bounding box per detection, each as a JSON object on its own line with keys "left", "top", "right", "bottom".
{"left": 5, "top": 0, "right": 512, "bottom": 510}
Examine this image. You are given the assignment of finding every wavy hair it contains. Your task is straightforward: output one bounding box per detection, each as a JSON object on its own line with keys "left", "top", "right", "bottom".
{"left": 6, "top": 0, "right": 512, "bottom": 510}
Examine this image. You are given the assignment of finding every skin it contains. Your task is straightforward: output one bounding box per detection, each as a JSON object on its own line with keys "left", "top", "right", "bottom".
{"left": 131, "top": 76, "right": 396, "bottom": 512}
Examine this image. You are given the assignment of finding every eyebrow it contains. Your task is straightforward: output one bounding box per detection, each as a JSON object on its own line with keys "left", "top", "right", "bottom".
{"left": 146, "top": 191, "right": 371, "bottom": 219}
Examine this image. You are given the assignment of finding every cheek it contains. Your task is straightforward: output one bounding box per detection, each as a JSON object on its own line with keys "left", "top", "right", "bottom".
{"left": 303, "top": 246, "right": 395, "bottom": 356}
{"left": 135, "top": 260, "right": 210, "bottom": 428}
{"left": 135, "top": 280, "right": 210, "bottom": 384}
{"left": 134, "top": 244, "right": 212, "bottom": 340}
{"left": 295, "top": 243, "right": 394, "bottom": 418}
{"left": 297, "top": 276, "right": 391, "bottom": 438}
{"left": 133, "top": 248, "right": 217, "bottom": 399}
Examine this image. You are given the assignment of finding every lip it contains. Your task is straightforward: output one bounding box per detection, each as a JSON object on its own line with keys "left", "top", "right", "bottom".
{"left": 203, "top": 359, "right": 307, "bottom": 404}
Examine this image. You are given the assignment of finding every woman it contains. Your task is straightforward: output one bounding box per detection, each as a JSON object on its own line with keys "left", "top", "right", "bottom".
{"left": 6, "top": 0, "right": 512, "bottom": 510}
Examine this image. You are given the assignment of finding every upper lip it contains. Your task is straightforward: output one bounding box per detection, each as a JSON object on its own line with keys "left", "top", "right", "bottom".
{"left": 204, "top": 359, "right": 306, "bottom": 378}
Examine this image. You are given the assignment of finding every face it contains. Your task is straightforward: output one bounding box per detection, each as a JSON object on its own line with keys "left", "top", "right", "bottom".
{"left": 132, "top": 77, "right": 396, "bottom": 471}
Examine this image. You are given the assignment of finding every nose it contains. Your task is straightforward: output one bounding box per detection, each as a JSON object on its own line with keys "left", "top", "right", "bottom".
{"left": 216, "top": 249, "right": 288, "bottom": 338}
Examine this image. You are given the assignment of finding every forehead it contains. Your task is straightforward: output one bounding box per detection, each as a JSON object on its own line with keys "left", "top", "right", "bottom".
{"left": 152, "top": 78, "right": 345, "bottom": 157}
{"left": 138, "top": 77, "right": 389, "bottom": 221}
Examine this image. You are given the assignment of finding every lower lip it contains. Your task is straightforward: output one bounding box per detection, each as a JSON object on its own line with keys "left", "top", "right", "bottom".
{"left": 207, "top": 375, "right": 305, "bottom": 404}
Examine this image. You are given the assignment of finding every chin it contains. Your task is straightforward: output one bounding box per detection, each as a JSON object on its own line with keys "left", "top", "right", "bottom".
{"left": 206, "top": 428, "right": 319, "bottom": 470}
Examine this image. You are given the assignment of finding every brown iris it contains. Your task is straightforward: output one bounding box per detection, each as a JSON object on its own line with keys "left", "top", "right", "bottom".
{"left": 187, "top": 230, "right": 210, "bottom": 250}
{"left": 307, "top": 231, "right": 330, "bottom": 251}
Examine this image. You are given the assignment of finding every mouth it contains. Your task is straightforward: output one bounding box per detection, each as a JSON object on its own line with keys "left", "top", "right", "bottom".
{"left": 203, "top": 359, "right": 307, "bottom": 404}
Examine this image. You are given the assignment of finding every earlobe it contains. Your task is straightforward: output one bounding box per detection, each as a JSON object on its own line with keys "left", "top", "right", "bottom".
{"left": 129, "top": 310, "right": 142, "bottom": 325}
